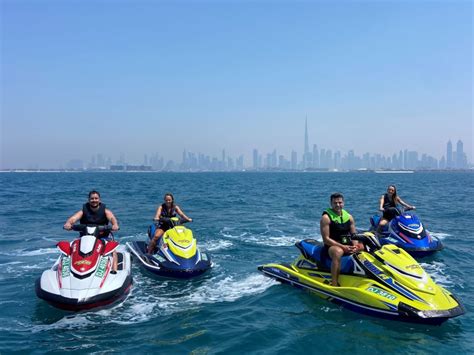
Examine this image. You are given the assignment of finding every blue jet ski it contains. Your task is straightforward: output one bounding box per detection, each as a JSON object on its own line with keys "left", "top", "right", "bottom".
{"left": 126, "top": 218, "right": 212, "bottom": 279}
{"left": 369, "top": 207, "right": 443, "bottom": 258}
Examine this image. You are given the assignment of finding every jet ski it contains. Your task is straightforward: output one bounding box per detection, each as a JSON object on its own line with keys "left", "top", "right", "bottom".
{"left": 126, "top": 217, "right": 212, "bottom": 279}
{"left": 35, "top": 225, "right": 132, "bottom": 311}
{"left": 258, "top": 233, "right": 464, "bottom": 324}
{"left": 369, "top": 207, "right": 443, "bottom": 258}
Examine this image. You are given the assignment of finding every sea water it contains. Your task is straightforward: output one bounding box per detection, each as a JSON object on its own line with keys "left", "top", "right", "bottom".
{"left": 0, "top": 172, "right": 472, "bottom": 353}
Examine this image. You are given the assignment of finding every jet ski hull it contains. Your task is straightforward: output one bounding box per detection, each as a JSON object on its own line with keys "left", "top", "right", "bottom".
{"left": 127, "top": 241, "right": 212, "bottom": 279}
{"left": 35, "top": 274, "right": 132, "bottom": 311}
{"left": 370, "top": 214, "right": 444, "bottom": 258}
{"left": 35, "top": 246, "right": 133, "bottom": 312}
{"left": 258, "top": 263, "right": 463, "bottom": 325}
{"left": 258, "top": 239, "right": 464, "bottom": 325}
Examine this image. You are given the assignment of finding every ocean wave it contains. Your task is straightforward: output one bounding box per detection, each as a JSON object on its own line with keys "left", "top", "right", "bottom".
{"left": 427, "top": 231, "right": 450, "bottom": 240}
{"left": 182, "top": 274, "right": 277, "bottom": 304}
{"left": 107, "top": 273, "right": 277, "bottom": 325}
{"left": 419, "top": 261, "right": 455, "bottom": 287}
{"left": 26, "top": 314, "right": 96, "bottom": 333}
{"left": 0, "top": 261, "right": 23, "bottom": 266}
{"left": 7, "top": 248, "right": 59, "bottom": 257}
{"left": 201, "top": 239, "right": 233, "bottom": 251}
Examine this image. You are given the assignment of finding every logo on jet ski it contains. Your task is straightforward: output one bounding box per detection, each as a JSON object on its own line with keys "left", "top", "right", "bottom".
{"left": 406, "top": 264, "right": 421, "bottom": 270}
{"left": 95, "top": 258, "right": 108, "bottom": 278}
{"left": 74, "top": 260, "right": 92, "bottom": 266}
{"left": 61, "top": 258, "right": 70, "bottom": 278}
{"left": 367, "top": 286, "right": 397, "bottom": 301}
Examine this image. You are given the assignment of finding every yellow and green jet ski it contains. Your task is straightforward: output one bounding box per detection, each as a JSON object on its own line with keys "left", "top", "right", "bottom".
{"left": 258, "top": 233, "right": 464, "bottom": 324}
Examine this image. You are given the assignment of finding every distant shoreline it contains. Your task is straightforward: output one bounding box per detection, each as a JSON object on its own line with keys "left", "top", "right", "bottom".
{"left": 1, "top": 169, "right": 473, "bottom": 173}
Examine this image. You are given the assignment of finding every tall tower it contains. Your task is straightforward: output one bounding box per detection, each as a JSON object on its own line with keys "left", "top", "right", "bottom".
{"left": 303, "top": 117, "right": 310, "bottom": 168}
{"left": 304, "top": 117, "right": 309, "bottom": 156}
{"left": 456, "top": 140, "right": 464, "bottom": 169}
{"left": 446, "top": 140, "right": 453, "bottom": 169}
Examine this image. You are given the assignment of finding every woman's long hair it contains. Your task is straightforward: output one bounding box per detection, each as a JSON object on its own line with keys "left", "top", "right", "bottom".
{"left": 387, "top": 185, "right": 398, "bottom": 204}
{"left": 164, "top": 193, "right": 175, "bottom": 210}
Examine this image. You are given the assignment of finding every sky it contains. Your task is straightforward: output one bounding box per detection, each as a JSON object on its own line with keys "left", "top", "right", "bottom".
{"left": 1, "top": 0, "right": 472, "bottom": 168}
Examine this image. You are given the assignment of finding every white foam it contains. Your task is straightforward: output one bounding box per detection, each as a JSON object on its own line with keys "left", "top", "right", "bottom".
{"left": 186, "top": 274, "right": 277, "bottom": 304}
{"left": 202, "top": 239, "right": 233, "bottom": 251}
{"left": 106, "top": 273, "right": 277, "bottom": 325}
{"left": 420, "top": 261, "right": 454, "bottom": 287}
{"left": 41, "top": 236, "right": 61, "bottom": 243}
{"left": 26, "top": 314, "right": 96, "bottom": 333}
{"left": 18, "top": 248, "right": 58, "bottom": 257}
{"left": 427, "top": 231, "right": 450, "bottom": 240}
{"left": 0, "top": 261, "right": 23, "bottom": 266}
{"left": 220, "top": 230, "right": 248, "bottom": 239}
{"left": 219, "top": 224, "right": 319, "bottom": 247}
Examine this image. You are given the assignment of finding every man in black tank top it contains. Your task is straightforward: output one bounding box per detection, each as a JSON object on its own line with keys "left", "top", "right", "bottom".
{"left": 63, "top": 190, "right": 120, "bottom": 272}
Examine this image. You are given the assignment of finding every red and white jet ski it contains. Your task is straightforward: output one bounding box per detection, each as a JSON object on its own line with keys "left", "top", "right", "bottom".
{"left": 35, "top": 225, "right": 132, "bottom": 311}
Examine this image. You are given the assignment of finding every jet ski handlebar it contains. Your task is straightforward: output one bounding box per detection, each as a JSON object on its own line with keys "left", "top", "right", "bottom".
{"left": 350, "top": 233, "right": 382, "bottom": 251}
{"left": 69, "top": 224, "right": 113, "bottom": 232}
{"left": 383, "top": 206, "right": 416, "bottom": 216}
{"left": 154, "top": 217, "right": 190, "bottom": 225}
{"left": 67, "top": 224, "right": 115, "bottom": 239}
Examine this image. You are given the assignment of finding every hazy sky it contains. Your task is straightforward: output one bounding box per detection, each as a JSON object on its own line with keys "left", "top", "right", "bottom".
{"left": 1, "top": 0, "right": 472, "bottom": 168}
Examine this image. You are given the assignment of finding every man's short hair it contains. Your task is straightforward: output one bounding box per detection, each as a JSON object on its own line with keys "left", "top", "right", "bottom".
{"left": 330, "top": 192, "right": 344, "bottom": 202}
{"left": 88, "top": 190, "right": 101, "bottom": 198}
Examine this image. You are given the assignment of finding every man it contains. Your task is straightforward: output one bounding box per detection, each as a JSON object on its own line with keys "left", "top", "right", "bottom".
{"left": 64, "top": 190, "right": 119, "bottom": 273}
{"left": 320, "top": 192, "right": 363, "bottom": 286}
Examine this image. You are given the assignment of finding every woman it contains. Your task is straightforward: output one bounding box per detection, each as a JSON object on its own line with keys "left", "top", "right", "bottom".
{"left": 376, "top": 185, "right": 415, "bottom": 234}
{"left": 147, "top": 193, "right": 193, "bottom": 254}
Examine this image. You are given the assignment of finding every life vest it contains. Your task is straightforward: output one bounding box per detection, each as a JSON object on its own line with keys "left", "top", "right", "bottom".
{"left": 322, "top": 208, "right": 352, "bottom": 245}
{"left": 80, "top": 203, "right": 108, "bottom": 225}
{"left": 382, "top": 193, "right": 397, "bottom": 209}
{"left": 160, "top": 203, "right": 176, "bottom": 218}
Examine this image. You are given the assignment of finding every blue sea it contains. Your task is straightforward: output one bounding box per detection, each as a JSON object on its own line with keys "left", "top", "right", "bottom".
{"left": 0, "top": 172, "right": 473, "bottom": 354}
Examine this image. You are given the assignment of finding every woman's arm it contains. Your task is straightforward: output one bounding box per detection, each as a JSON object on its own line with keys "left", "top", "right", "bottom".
{"left": 397, "top": 196, "right": 414, "bottom": 209}
{"left": 153, "top": 205, "right": 163, "bottom": 221}
{"left": 379, "top": 195, "right": 385, "bottom": 211}
{"left": 175, "top": 206, "right": 192, "bottom": 222}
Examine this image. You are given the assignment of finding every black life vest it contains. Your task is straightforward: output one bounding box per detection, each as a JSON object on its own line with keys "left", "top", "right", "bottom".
{"left": 382, "top": 193, "right": 397, "bottom": 209}
{"left": 160, "top": 203, "right": 176, "bottom": 218}
{"left": 80, "top": 203, "right": 108, "bottom": 225}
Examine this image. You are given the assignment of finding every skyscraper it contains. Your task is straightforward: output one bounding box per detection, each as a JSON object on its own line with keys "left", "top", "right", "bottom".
{"left": 446, "top": 140, "right": 453, "bottom": 168}
{"left": 253, "top": 149, "right": 259, "bottom": 169}
{"left": 291, "top": 150, "right": 297, "bottom": 170}
{"left": 312, "top": 144, "right": 319, "bottom": 168}
{"left": 456, "top": 140, "right": 464, "bottom": 169}
{"left": 303, "top": 118, "right": 311, "bottom": 168}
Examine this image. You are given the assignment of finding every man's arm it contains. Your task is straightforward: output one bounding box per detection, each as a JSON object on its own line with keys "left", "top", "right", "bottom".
{"left": 349, "top": 215, "right": 363, "bottom": 251}
{"left": 105, "top": 209, "right": 119, "bottom": 231}
{"left": 349, "top": 215, "right": 356, "bottom": 234}
{"left": 64, "top": 210, "right": 83, "bottom": 230}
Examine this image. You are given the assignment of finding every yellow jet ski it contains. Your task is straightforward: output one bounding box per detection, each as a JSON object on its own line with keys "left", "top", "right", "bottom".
{"left": 258, "top": 233, "right": 464, "bottom": 324}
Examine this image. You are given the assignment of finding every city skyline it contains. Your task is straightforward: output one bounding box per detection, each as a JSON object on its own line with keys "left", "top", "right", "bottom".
{"left": 1, "top": 1, "right": 472, "bottom": 169}
{"left": 57, "top": 121, "right": 470, "bottom": 171}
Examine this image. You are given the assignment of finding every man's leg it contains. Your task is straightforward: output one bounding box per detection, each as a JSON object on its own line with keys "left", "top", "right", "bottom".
{"left": 328, "top": 246, "right": 344, "bottom": 286}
